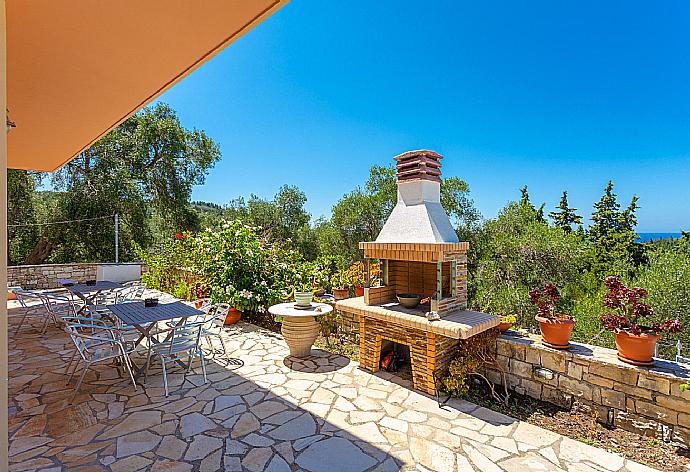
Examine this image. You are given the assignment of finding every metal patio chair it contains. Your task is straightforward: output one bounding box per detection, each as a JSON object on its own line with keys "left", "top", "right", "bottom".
{"left": 12, "top": 289, "right": 46, "bottom": 334}
{"left": 148, "top": 321, "right": 207, "bottom": 396}
{"left": 165, "top": 302, "right": 230, "bottom": 356}
{"left": 119, "top": 281, "right": 146, "bottom": 302}
{"left": 63, "top": 316, "right": 137, "bottom": 401}
{"left": 38, "top": 291, "right": 79, "bottom": 333}
{"left": 198, "top": 303, "right": 231, "bottom": 356}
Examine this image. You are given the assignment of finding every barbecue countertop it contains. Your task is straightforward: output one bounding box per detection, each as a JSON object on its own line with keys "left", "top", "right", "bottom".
{"left": 335, "top": 296, "right": 499, "bottom": 340}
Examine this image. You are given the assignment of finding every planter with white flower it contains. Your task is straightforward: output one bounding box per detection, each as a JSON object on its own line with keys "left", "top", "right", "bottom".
{"left": 599, "top": 276, "right": 682, "bottom": 366}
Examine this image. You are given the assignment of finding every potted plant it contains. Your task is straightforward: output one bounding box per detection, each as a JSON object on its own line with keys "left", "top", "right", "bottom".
{"left": 191, "top": 282, "right": 210, "bottom": 308}
{"left": 224, "top": 289, "right": 254, "bottom": 325}
{"left": 529, "top": 283, "right": 575, "bottom": 349}
{"left": 346, "top": 262, "right": 365, "bottom": 297}
{"left": 294, "top": 281, "right": 314, "bottom": 307}
{"left": 332, "top": 270, "right": 350, "bottom": 301}
{"left": 599, "top": 276, "right": 682, "bottom": 366}
{"left": 498, "top": 314, "right": 517, "bottom": 333}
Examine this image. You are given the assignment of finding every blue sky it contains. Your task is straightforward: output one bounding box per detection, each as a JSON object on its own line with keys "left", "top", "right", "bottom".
{"left": 156, "top": 1, "right": 690, "bottom": 232}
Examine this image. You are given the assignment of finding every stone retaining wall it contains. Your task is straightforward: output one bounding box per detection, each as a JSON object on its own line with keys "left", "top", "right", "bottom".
{"left": 8, "top": 263, "right": 144, "bottom": 290}
{"left": 484, "top": 333, "right": 690, "bottom": 449}
{"left": 8, "top": 264, "right": 99, "bottom": 290}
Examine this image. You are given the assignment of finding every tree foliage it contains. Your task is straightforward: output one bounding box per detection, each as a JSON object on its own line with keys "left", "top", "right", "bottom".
{"left": 7, "top": 170, "right": 41, "bottom": 264}
{"left": 549, "top": 191, "right": 582, "bottom": 233}
{"left": 319, "top": 165, "right": 481, "bottom": 262}
{"left": 20, "top": 103, "right": 220, "bottom": 264}
{"left": 588, "top": 181, "right": 643, "bottom": 274}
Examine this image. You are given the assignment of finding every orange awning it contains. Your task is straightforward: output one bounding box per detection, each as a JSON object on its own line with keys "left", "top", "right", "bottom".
{"left": 7, "top": 0, "right": 288, "bottom": 171}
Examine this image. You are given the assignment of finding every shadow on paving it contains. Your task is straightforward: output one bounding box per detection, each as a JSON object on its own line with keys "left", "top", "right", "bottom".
{"left": 7, "top": 305, "right": 401, "bottom": 471}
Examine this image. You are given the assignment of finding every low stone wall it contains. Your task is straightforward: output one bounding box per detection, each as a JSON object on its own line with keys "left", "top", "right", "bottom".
{"left": 8, "top": 263, "right": 98, "bottom": 290}
{"left": 484, "top": 333, "right": 690, "bottom": 449}
{"left": 8, "top": 263, "right": 144, "bottom": 290}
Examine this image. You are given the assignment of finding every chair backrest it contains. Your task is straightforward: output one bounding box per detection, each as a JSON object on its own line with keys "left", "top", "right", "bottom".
{"left": 120, "top": 282, "right": 146, "bottom": 301}
{"left": 39, "top": 292, "right": 77, "bottom": 319}
{"left": 165, "top": 321, "right": 205, "bottom": 356}
{"left": 205, "top": 303, "right": 230, "bottom": 326}
{"left": 63, "top": 316, "right": 119, "bottom": 359}
{"left": 13, "top": 289, "right": 42, "bottom": 308}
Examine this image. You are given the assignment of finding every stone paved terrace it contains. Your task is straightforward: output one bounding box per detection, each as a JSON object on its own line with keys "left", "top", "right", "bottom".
{"left": 7, "top": 298, "right": 660, "bottom": 472}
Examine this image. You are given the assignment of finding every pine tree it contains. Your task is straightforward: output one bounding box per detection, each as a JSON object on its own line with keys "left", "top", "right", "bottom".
{"left": 520, "top": 186, "right": 531, "bottom": 207}
{"left": 549, "top": 191, "right": 582, "bottom": 233}
{"left": 589, "top": 181, "right": 642, "bottom": 272}
{"left": 519, "top": 186, "right": 546, "bottom": 223}
{"left": 590, "top": 180, "right": 620, "bottom": 241}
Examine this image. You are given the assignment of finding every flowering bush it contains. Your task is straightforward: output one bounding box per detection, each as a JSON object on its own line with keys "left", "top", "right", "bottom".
{"left": 500, "top": 314, "right": 517, "bottom": 324}
{"left": 529, "top": 282, "right": 571, "bottom": 320}
{"left": 346, "top": 261, "right": 365, "bottom": 287}
{"left": 599, "top": 276, "right": 682, "bottom": 336}
{"left": 193, "top": 220, "right": 306, "bottom": 314}
{"left": 309, "top": 255, "right": 347, "bottom": 292}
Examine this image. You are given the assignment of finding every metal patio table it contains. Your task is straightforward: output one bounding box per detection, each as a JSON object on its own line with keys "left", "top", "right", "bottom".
{"left": 107, "top": 300, "right": 205, "bottom": 378}
{"left": 66, "top": 280, "right": 123, "bottom": 314}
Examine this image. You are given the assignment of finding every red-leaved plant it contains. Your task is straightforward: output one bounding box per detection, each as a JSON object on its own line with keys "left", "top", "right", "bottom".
{"left": 599, "top": 276, "right": 682, "bottom": 336}
{"left": 529, "top": 283, "right": 572, "bottom": 320}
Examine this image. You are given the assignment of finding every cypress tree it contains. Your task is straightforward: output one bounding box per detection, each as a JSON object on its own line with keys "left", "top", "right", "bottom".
{"left": 549, "top": 191, "right": 582, "bottom": 233}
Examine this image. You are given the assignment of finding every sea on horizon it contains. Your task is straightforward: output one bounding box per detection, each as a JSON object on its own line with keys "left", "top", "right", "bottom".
{"left": 636, "top": 232, "right": 683, "bottom": 242}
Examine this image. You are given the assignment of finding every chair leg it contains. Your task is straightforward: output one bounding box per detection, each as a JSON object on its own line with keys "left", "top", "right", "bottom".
{"left": 144, "top": 337, "right": 152, "bottom": 383}
{"left": 122, "top": 355, "right": 137, "bottom": 391}
{"left": 66, "top": 357, "right": 82, "bottom": 385}
{"left": 199, "top": 350, "right": 207, "bottom": 384}
{"left": 160, "top": 356, "right": 169, "bottom": 397}
{"left": 218, "top": 334, "right": 228, "bottom": 357}
{"left": 40, "top": 315, "right": 51, "bottom": 334}
{"left": 71, "top": 364, "right": 89, "bottom": 403}
{"left": 14, "top": 310, "right": 30, "bottom": 335}
{"left": 64, "top": 349, "right": 78, "bottom": 374}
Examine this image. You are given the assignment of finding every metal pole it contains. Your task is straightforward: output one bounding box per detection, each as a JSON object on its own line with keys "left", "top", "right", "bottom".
{"left": 114, "top": 213, "right": 119, "bottom": 263}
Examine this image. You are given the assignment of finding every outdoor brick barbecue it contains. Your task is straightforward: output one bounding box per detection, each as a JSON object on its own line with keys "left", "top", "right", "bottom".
{"left": 336, "top": 150, "right": 498, "bottom": 395}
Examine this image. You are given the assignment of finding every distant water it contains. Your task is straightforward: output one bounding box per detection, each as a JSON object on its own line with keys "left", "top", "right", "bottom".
{"left": 636, "top": 232, "right": 682, "bottom": 242}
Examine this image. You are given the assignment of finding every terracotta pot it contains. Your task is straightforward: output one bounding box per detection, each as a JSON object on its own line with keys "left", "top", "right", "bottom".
{"left": 498, "top": 321, "right": 514, "bottom": 332}
{"left": 333, "top": 288, "right": 350, "bottom": 301}
{"left": 224, "top": 307, "right": 241, "bottom": 325}
{"left": 614, "top": 329, "right": 661, "bottom": 366}
{"left": 536, "top": 315, "right": 575, "bottom": 349}
{"left": 355, "top": 286, "right": 364, "bottom": 297}
{"left": 7, "top": 290, "right": 16, "bottom": 301}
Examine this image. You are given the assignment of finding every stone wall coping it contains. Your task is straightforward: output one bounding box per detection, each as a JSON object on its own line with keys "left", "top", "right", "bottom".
{"left": 8, "top": 262, "right": 144, "bottom": 269}
{"left": 500, "top": 332, "right": 690, "bottom": 381}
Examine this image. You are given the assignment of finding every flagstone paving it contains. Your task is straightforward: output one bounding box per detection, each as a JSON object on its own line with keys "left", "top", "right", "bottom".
{"left": 8, "top": 297, "right": 660, "bottom": 472}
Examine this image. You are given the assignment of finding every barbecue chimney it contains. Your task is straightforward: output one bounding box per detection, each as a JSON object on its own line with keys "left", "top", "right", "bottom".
{"left": 376, "top": 150, "right": 459, "bottom": 244}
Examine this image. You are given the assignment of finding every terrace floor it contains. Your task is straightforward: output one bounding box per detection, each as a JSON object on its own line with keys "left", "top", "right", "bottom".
{"left": 8, "top": 298, "right": 658, "bottom": 472}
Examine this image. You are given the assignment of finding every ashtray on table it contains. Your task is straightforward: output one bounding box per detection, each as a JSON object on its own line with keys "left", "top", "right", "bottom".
{"left": 293, "top": 303, "right": 315, "bottom": 310}
{"left": 144, "top": 298, "right": 159, "bottom": 307}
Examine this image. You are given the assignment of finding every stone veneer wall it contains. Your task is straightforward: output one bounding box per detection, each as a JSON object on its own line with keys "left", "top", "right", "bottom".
{"left": 483, "top": 334, "right": 690, "bottom": 449}
{"left": 8, "top": 264, "right": 99, "bottom": 290}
